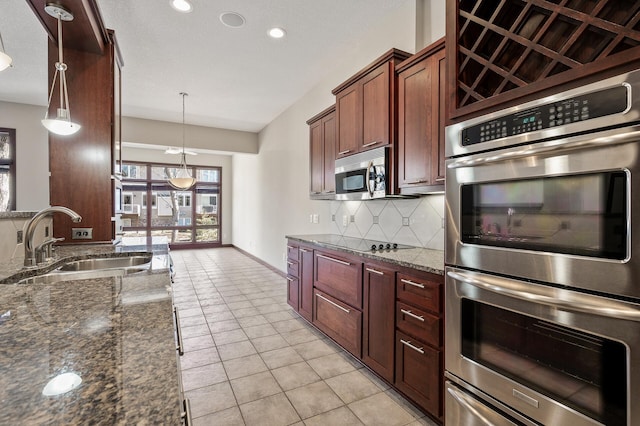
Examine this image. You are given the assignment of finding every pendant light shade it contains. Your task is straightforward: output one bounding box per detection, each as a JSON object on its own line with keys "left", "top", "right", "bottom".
{"left": 0, "top": 31, "right": 12, "bottom": 71}
{"left": 41, "top": 3, "right": 81, "bottom": 136}
{"left": 168, "top": 92, "right": 196, "bottom": 190}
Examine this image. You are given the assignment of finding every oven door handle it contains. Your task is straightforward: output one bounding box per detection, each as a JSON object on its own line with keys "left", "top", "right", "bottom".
{"left": 447, "top": 128, "right": 640, "bottom": 169}
{"left": 366, "top": 160, "right": 374, "bottom": 197}
{"left": 448, "top": 270, "right": 640, "bottom": 321}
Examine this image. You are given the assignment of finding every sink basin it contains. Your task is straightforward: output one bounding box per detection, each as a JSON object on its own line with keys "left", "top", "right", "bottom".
{"left": 56, "top": 254, "right": 153, "bottom": 272}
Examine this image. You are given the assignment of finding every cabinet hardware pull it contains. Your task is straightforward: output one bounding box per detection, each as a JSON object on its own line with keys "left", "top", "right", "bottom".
{"left": 181, "top": 398, "right": 193, "bottom": 426}
{"left": 401, "top": 278, "right": 425, "bottom": 289}
{"left": 316, "top": 293, "right": 350, "bottom": 313}
{"left": 362, "top": 141, "right": 380, "bottom": 147}
{"left": 406, "top": 179, "right": 428, "bottom": 184}
{"left": 300, "top": 248, "right": 311, "bottom": 253}
{"left": 316, "top": 253, "right": 351, "bottom": 266}
{"left": 174, "top": 307, "right": 185, "bottom": 356}
{"left": 286, "top": 277, "right": 294, "bottom": 282}
{"left": 287, "top": 261, "right": 294, "bottom": 266}
{"left": 322, "top": 190, "right": 335, "bottom": 194}
{"left": 366, "top": 267, "right": 384, "bottom": 275}
{"left": 435, "top": 177, "right": 445, "bottom": 182}
{"left": 338, "top": 149, "right": 352, "bottom": 155}
{"left": 401, "top": 308, "right": 425, "bottom": 322}
{"left": 311, "top": 191, "right": 321, "bottom": 194}
{"left": 400, "top": 339, "right": 424, "bottom": 354}
{"left": 287, "top": 245, "right": 295, "bottom": 249}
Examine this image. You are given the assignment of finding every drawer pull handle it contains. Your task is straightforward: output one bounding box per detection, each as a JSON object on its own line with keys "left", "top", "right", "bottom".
{"left": 400, "top": 339, "right": 424, "bottom": 354}
{"left": 300, "top": 248, "right": 311, "bottom": 253}
{"left": 338, "top": 149, "right": 352, "bottom": 155}
{"left": 287, "top": 245, "right": 296, "bottom": 250}
{"left": 401, "top": 278, "right": 425, "bottom": 289}
{"left": 317, "top": 253, "right": 351, "bottom": 266}
{"left": 435, "top": 177, "right": 445, "bottom": 182}
{"left": 316, "top": 293, "right": 350, "bottom": 314}
{"left": 287, "top": 261, "right": 294, "bottom": 266}
{"left": 400, "top": 308, "right": 425, "bottom": 322}
{"left": 174, "top": 307, "right": 185, "bottom": 356}
{"left": 366, "top": 267, "right": 384, "bottom": 275}
{"left": 286, "top": 277, "right": 295, "bottom": 282}
{"left": 362, "top": 140, "right": 380, "bottom": 147}
{"left": 406, "top": 179, "right": 428, "bottom": 184}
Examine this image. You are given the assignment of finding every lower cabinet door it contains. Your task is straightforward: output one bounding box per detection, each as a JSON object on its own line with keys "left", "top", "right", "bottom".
{"left": 313, "top": 289, "right": 362, "bottom": 357}
{"left": 395, "top": 330, "right": 442, "bottom": 418}
{"left": 287, "top": 276, "right": 299, "bottom": 311}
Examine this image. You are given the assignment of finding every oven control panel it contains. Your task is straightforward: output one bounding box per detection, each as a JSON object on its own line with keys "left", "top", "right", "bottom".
{"left": 462, "top": 85, "right": 629, "bottom": 146}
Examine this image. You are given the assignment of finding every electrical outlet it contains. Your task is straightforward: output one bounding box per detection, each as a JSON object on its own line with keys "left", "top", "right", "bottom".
{"left": 45, "top": 226, "right": 49, "bottom": 237}
{"left": 309, "top": 214, "right": 313, "bottom": 223}
{"left": 350, "top": 215, "right": 355, "bottom": 223}
{"left": 16, "top": 230, "right": 23, "bottom": 244}
{"left": 72, "top": 227, "right": 93, "bottom": 240}
{"left": 402, "top": 217, "right": 410, "bottom": 226}
{"left": 313, "top": 214, "right": 319, "bottom": 224}
{"left": 342, "top": 215, "right": 348, "bottom": 226}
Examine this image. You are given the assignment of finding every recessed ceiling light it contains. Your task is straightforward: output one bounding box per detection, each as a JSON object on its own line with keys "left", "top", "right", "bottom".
{"left": 170, "top": 0, "right": 192, "bottom": 13}
{"left": 219, "top": 12, "right": 246, "bottom": 28}
{"left": 268, "top": 27, "right": 286, "bottom": 39}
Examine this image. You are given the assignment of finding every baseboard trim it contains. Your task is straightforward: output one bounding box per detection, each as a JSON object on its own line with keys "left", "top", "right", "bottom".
{"left": 232, "top": 245, "right": 286, "bottom": 278}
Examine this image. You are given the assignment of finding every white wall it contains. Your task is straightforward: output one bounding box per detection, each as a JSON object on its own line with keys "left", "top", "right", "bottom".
{"left": 0, "top": 101, "right": 49, "bottom": 210}
{"left": 233, "top": 0, "right": 447, "bottom": 271}
{"left": 122, "top": 145, "right": 233, "bottom": 245}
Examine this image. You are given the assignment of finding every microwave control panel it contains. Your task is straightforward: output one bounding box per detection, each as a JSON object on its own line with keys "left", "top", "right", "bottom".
{"left": 461, "top": 85, "right": 629, "bottom": 146}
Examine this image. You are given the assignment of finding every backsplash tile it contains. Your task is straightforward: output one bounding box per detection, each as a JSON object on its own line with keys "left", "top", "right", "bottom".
{"left": 330, "top": 195, "right": 445, "bottom": 250}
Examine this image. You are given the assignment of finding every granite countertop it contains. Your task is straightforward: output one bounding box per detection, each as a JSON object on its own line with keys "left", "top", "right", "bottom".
{"left": 0, "top": 239, "right": 182, "bottom": 424}
{"left": 286, "top": 234, "right": 444, "bottom": 275}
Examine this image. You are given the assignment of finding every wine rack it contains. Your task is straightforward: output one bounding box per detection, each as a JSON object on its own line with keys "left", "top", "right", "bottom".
{"left": 447, "top": 0, "right": 640, "bottom": 121}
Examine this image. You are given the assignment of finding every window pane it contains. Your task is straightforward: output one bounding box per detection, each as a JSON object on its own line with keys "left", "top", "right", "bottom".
{"left": 196, "top": 186, "right": 219, "bottom": 225}
{"left": 152, "top": 184, "right": 193, "bottom": 227}
{"left": 151, "top": 229, "right": 192, "bottom": 243}
{"left": 0, "top": 167, "right": 11, "bottom": 211}
{"left": 196, "top": 228, "right": 219, "bottom": 242}
{"left": 0, "top": 133, "right": 10, "bottom": 160}
{"left": 197, "top": 168, "right": 220, "bottom": 183}
{"left": 122, "top": 182, "right": 147, "bottom": 228}
{"left": 121, "top": 163, "right": 146, "bottom": 179}
{"left": 151, "top": 165, "right": 194, "bottom": 181}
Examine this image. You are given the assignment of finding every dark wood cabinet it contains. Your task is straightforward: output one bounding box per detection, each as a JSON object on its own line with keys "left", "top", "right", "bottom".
{"left": 313, "top": 289, "right": 362, "bottom": 358}
{"left": 332, "top": 49, "right": 411, "bottom": 159}
{"left": 362, "top": 262, "right": 396, "bottom": 383}
{"left": 307, "top": 106, "right": 336, "bottom": 199}
{"left": 298, "top": 245, "right": 314, "bottom": 322}
{"left": 314, "top": 249, "right": 363, "bottom": 309}
{"left": 395, "top": 269, "right": 444, "bottom": 421}
{"left": 446, "top": 0, "right": 640, "bottom": 123}
{"left": 286, "top": 242, "right": 299, "bottom": 310}
{"left": 396, "top": 39, "right": 446, "bottom": 194}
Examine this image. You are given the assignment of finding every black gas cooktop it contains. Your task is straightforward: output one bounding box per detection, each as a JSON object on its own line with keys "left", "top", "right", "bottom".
{"left": 308, "top": 235, "right": 415, "bottom": 253}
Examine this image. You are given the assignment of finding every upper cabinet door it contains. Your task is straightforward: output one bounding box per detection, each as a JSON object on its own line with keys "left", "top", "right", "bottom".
{"left": 322, "top": 113, "right": 336, "bottom": 193}
{"left": 361, "top": 64, "right": 391, "bottom": 151}
{"left": 431, "top": 48, "right": 446, "bottom": 185}
{"left": 309, "top": 120, "right": 324, "bottom": 195}
{"left": 335, "top": 84, "right": 361, "bottom": 158}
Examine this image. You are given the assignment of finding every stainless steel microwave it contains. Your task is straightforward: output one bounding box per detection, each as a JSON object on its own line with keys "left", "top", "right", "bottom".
{"left": 335, "top": 147, "right": 388, "bottom": 200}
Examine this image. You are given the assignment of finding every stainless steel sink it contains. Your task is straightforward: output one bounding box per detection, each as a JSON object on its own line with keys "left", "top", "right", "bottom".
{"left": 56, "top": 254, "right": 153, "bottom": 272}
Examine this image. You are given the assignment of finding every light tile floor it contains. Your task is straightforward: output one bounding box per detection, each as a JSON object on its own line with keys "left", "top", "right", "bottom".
{"left": 171, "top": 248, "right": 438, "bottom": 426}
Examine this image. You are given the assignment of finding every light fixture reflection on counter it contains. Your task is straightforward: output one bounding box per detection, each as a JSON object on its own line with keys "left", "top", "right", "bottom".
{"left": 42, "top": 372, "right": 82, "bottom": 396}
{"left": 41, "top": 3, "right": 81, "bottom": 136}
{"left": 0, "top": 30, "right": 13, "bottom": 71}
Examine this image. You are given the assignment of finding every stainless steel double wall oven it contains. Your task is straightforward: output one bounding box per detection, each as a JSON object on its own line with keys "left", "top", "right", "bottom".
{"left": 444, "top": 70, "right": 640, "bottom": 426}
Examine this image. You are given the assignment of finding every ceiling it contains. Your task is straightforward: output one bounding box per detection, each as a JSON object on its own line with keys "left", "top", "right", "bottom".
{"left": 0, "top": 0, "right": 409, "bottom": 133}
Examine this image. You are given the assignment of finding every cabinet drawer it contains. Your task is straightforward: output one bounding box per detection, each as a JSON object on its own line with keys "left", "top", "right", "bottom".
{"left": 314, "top": 251, "right": 362, "bottom": 309}
{"left": 287, "top": 243, "right": 299, "bottom": 262}
{"left": 313, "top": 289, "right": 362, "bottom": 358}
{"left": 287, "top": 259, "right": 299, "bottom": 278}
{"left": 396, "top": 301, "right": 441, "bottom": 348}
{"left": 395, "top": 330, "right": 442, "bottom": 418}
{"left": 396, "top": 273, "right": 441, "bottom": 314}
{"left": 287, "top": 276, "right": 299, "bottom": 311}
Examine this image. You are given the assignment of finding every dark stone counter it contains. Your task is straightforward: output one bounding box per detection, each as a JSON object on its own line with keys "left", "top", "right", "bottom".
{"left": 0, "top": 239, "right": 182, "bottom": 424}
{"left": 286, "top": 234, "right": 444, "bottom": 275}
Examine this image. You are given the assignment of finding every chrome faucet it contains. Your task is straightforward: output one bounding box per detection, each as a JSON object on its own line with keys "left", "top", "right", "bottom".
{"left": 24, "top": 206, "right": 82, "bottom": 267}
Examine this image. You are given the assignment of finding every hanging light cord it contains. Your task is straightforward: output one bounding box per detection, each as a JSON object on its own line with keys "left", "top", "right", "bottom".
{"left": 180, "top": 92, "right": 188, "bottom": 168}
{"left": 0, "top": 31, "right": 7, "bottom": 54}
{"left": 44, "top": 12, "right": 72, "bottom": 122}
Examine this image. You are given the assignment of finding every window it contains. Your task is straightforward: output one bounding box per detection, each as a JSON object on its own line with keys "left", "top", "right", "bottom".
{"left": 0, "top": 129, "right": 16, "bottom": 212}
{"left": 120, "top": 161, "right": 222, "bottom": 247}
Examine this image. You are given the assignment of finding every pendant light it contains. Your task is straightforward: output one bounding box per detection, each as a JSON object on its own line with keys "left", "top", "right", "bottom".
{"left": 168, "top": 92, "right": 196, "bottom": 190}
{"left": 0, "top": 31, "right": 13, "bottom": 71}
{"left": 41, "top": 3, "right": 81, "bottom": 136}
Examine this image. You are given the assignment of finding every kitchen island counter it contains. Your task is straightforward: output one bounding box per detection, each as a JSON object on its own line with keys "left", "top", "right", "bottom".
{"left": 0, "top": 239, "right": 182, "bottom": 424}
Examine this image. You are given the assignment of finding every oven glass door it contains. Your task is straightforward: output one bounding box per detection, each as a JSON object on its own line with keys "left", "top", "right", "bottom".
{"left": 462, "top": 298, "right": 626, "bottom": 425}
{"left": 335, "top": 168, "right": 368, "bottom": 195}
{"left": 460, "top": 171, "right": 627, "bottom": 259}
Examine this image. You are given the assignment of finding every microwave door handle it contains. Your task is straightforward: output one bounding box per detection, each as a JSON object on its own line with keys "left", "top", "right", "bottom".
{"left": 366, "top": 160, "right": 374, "bottom": 197}
{"left": 447, "top": 269, "right": 640, "bottom": 321}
